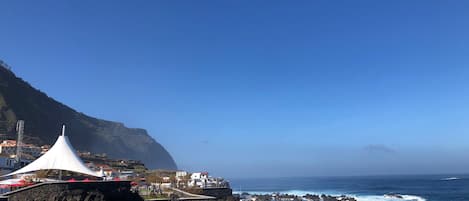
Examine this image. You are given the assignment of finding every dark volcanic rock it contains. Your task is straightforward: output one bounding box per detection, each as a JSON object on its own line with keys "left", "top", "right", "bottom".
{"left": 4, "top": 181, "right": 144, "bottom": 201}
{"left": 0, "top": 61, "right": 177, "bottom": 169}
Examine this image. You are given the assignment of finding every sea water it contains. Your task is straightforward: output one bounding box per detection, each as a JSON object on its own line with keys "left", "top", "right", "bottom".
{"left": 230, "top": 174, "right": 469, "bottom": 201}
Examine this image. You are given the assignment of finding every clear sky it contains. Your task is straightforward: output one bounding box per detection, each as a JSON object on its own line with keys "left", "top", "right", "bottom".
{"left": 1, "top": 1, "right": 469, "bottom": 178}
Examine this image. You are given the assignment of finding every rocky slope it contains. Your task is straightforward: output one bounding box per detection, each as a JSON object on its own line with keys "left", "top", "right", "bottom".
{"left": 0, "top": 61, "right": 177, "bottom": 169}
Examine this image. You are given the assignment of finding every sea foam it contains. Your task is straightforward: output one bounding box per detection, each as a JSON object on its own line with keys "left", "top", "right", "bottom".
{"left": 440, "top": 177, "right": 460, "bottom": 181}
{"left": 233, "top": 190, "right": 426, "bottom": 201}
{"left": 356, "top": 195, "right": 426, "bottom": 201}
{"left": 233, "top": 190, "right": 337, "bottom": 196}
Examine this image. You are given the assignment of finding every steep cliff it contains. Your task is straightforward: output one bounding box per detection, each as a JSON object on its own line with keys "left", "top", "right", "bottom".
{"left": 0, "top": 61, "right": 177, "bottom": 169}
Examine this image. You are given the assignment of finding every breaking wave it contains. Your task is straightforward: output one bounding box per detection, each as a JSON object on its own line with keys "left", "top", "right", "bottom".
{"left": 357, "top": 195, "right": 426, "bottom": 201}
{"left": 233, "top": 190, "right": 426, "bottom": 201}
{"left": 440, "top": 177, "right": 460, "bottom": 181}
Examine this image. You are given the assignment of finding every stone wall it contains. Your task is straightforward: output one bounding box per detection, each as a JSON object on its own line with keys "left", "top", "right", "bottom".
{"left": 3, "top": 181, "right": 143, "bottom": 201}
{"left": 186, "top": 188, "right": 234, "bottom": 200}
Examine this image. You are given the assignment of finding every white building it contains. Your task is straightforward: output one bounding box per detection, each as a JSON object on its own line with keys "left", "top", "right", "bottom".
{"left": 0, "top": 140, "right": 42, "bottom": 158}
{"left": 118, "top": 170, "right": 135, "bottom": 180}
{"left": 187, "top": 172, "right": 229, "bottom": 188}
{"left": 176, "top": 171, "right": 188, "bottom": 178}
{"left": 191, "top": 172, "right": 209, "bottom": 180}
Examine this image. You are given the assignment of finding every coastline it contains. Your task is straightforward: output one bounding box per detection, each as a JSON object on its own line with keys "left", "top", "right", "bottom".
{"left": 230, "top": 174, "right": 469, "bottom": 201}
{"left": 233, "top": 191, "right": 426, "bottom": 201}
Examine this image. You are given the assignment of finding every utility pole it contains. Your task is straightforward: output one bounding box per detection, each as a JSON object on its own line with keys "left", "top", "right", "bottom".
{"left": 15, "top": 120, "right": 24, "bottom": 168}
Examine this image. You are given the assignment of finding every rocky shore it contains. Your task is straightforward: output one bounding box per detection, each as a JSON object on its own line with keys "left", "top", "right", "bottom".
{"left": 238, "top": 192, "right": 357, "bottom": 201}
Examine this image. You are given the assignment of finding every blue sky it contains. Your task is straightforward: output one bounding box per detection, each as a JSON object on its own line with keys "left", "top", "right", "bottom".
{"left": 1, "top": 1, "right": 469, "bottom": 178}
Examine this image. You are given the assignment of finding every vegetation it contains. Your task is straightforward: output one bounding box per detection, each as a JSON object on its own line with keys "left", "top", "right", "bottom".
{"left": 145, "top": 174, "right": 163, "bottom": 184}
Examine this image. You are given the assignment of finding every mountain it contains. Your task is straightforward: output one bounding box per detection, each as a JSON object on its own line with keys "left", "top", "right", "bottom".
{"left": 0, "top": 61, "right": 177, "bottom": 170}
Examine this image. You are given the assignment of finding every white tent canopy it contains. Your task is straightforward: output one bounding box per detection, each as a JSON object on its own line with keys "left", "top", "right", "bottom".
{"left": 3, "top": 126, "right": 101, "bottom": 178}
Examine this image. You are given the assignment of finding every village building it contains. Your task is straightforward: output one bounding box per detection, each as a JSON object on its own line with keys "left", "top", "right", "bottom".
{"left": 0, "top": 155, "right": 15, "bottom": 170}
{"left": 0, "top": 140, "right": 42, "bottom": 158}
{"left": 176, "top": 171, "right": 188, "bottom": 178}
{"left": 188, "top": 172, "right": 230, "bottom": 189}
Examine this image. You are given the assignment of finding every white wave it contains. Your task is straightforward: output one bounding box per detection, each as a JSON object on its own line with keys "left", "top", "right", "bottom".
{"left": 356, "top": 195, "right": 426, "bottom": 201}
{"left": 233, "top": 190, "right": 426, "bottom": 201}
{"left": 233, "top": 190, "right": 337, "bottom": 196}
{"left": 440, "top": 177, "right": 459, "bottom": 181}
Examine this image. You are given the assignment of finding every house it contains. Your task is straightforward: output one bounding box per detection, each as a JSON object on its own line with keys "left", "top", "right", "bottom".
{"left": 0, "top": 140, "right": 16, "bottom": 156}
{"left": 176, "top": 171, "right": 188, "bottom": 178}
{"left": 188, "top": 172, "right": 230, "bottom": 189}
{"left": 0, "top": 155, "right": 15, "bottom": 170}
{"left": 118, "top": 170, "right": 136, "bottom": 180}
{"left": 190, "top": 172, "right": 208, "bottom": 180}
{"left": 91, "top": 164, "right": 115, "bottom": 177}
{"left": 40, "top": 145, "right": 50, "bottom": 155}
{"left": 0, "top": 140, "right": 42, "bottom": 158}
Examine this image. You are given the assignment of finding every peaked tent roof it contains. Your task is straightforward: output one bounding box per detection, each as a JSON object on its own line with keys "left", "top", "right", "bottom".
{"left": 3, "top": 126, "right": 101, "bottom": 177}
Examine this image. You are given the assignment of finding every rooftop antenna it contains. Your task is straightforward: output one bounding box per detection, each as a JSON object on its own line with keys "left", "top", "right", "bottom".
{"left": 61, "top": 124, "right": 65, "bottom": 136}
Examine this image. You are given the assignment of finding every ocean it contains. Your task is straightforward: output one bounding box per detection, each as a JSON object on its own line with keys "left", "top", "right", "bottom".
{"left": 230, "top": 174, "right": 469, "bottom": 201}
